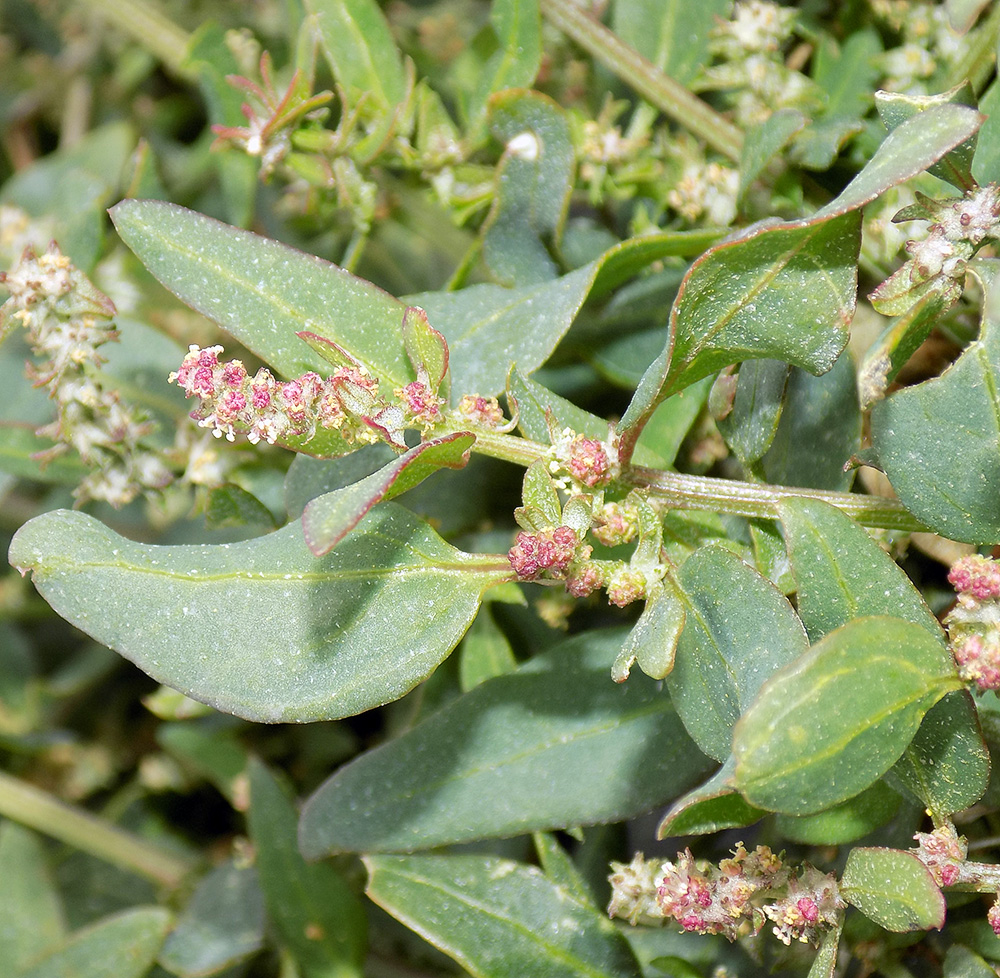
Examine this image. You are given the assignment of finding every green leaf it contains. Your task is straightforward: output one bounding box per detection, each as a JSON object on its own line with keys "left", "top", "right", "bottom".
{"left": 611, "top": 578, "right": 685, "bottom": 682}
{"left": 656, "top": 758, "right": 765, "bottom": 838}
{"left": 814, "top": 103, "right": 983, "bottom": 218}
{"left": 611, "top": 0, "right": 728, "bottom": 83}
{"left": 715, "top": 359, "right": 789, "bottom": 468}
{"left": 760, "top": 356, "right": 860, "bottom": 491}
{"left": 17, "top": 907, "right": 170, "bottom": 978}
{"left": 247, "top": 759, "right": 366, "bottom": 977}
{"left": 739, "top": 110, "right": 807, "bottom": 202}
{"left": 774, "top": 780, "right": 902, "bottom": 845}
{"left": 8, "top": 505, "right": 510, "bottom": 722}
{"left": 871, "top": 260, "right": 1000, "bottom": 543}
{"left": 301, "top": 433, "right": 475, "bottom": 555}
{"left": 876, "top": 85, "right": 979, "bottom": 191}
{"left": 733, "top": 616, "right": 959, "bottom": 815}
{"left": 363, "top": 853, "right": 643, "bottom": 978}
{"left": 668, "top": 545, "right": 808, "bottom": 761}
{"left": 109, "top": 199, "right": 407, "bottom": 385}
{"left": 858, "top": 291, "right": 948, "bottom": 408}
{"left": 619, "top": 211, "right": 861, "bottom": 463}
{"left": 777, "top": 496, "right": 942, "bottom": 643}
{"left": 482, "top": 91, "right": 574, "bottom": 286}
{"left": 458, "top": 608, "right": 517, "bottom": 691}
{"left": 156, "top": 722, "right": 248, "bottom": 805}
{"left": 205, "top": 484, "right": 278, "bottom": 531}
{"left": 808, "top": 919, "right": 844, "bottom": 978}
{"left": 811, "top": 28, "right": 881, "bottom": 122}
{"left": 632, "top": 376, "right": 713, "bottom": 468}
{"left": 157, "top": 862, "right": 264, "bottom": 976}
{"left": 298, "top": 629, "right": 713, "bottom": 855}
{"left": 0, "top": 824, "right": 65, "bottom": 974}
{"left": 944, "top": 944, "right": 1000, "bottom": 978}
{"left": 890, "top": 690, "right": 990, "bottom": 819}
{"left": 466, "top": 0, "right": 542, "bottom": 129}
{"left": 972, "top": 75, "right": 1000, "bottom": 186}
{"left": 406, "top": 260, "right": 598, "bottom": 397}
{"left": 841, "top": 847, "right": 946, "bottom": 932}
{"left": 183, "top": 22, "right": 257, "bottom": 227}
{"left": 304, "top": 0, "right": 407, "bottom": 110}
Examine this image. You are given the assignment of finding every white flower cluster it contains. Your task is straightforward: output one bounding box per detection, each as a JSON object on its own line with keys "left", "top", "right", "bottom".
{"left": 0, "top": 236, "right": 172, "bottom": 506}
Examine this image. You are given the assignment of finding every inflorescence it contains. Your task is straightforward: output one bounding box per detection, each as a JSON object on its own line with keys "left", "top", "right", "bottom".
{"left": 0, "top": 238, "right": 172, "bottom": 506}
{"left": 608, "top": 844, "right": 844, "bottom": 947}
{"left": 946, "top": 553, "right": 1000, "bottom": 693}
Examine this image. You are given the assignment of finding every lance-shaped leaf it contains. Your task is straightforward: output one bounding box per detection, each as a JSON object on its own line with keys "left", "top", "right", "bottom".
{"left": 0, "top": 824, "right": 65, "bottom": 973}
{"left": 618, "top": 101, "right": 984, "bottom": 463}
{"left": 304, "top": 0, "right": 406, "bottom": 111}
{"left": 875, "top": 85, "right": 978, "bottom": 191}
{"left": 841, "top": 848, "right": 946, "bottom": 933}
{"left": 158, "top": 862, "right": 264, "bottom": 976}
{"left": 617, "top": 211, "right": 861, "bottom": 463}
{"left": 247, "top": 760, "right": 366, "bottom": 975}
{"left": 364, "top": 853, "right": 643, "bottom": 978}
{"left": 732, "top": 616, "right": 960, "bottom": 815}
{"left": 871, "top": 260, "right": 1000, "bottom": 543}
{"left": 777, "top": 496, "right": 942, "bottom": 642}
{"left": 109, "top": 200, "right": 409, "bottom": 384}
{"left": 302, "top": 433, "right": 475, "bottom": 555}
{"left": 402, "top": 305, "right": 449, "bottom": 395}
{"left": 482, "top": 91, "right": 574, "bottom": 286}
{"left": 465, "top": 0, "right": 542, "bottom": 129}
{"left": 611, "top": 577, "right": 686, "bottom": 682}
{"left": 668, "top": 545, "right": 808, "bottom": 762}
{"left": 8, "top": 505, "right": 511, "bottom": 722}
{"left": 299, "top": 630, "right": 712, "bottom": 855}
{"left": 18, "top": 908, "right": 171, "bottom": 978}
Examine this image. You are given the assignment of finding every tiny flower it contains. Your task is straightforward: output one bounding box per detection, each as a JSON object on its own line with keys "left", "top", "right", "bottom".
{"left": 606, "top": 566, "right": 647, "bottom": 607}
{"left": 989, "top": 897, "right": 1000, "bottom": 936}
{"left": 395, "top": 380, "right": 443, "bottom": 426}
{"left": 457, "top": 394, "right": 504, "bottom": 428}
{"left": 592, "top": 501, "right": 639, "bottom": 547}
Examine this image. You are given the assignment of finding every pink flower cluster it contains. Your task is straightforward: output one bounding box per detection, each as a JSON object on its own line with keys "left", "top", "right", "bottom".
{"left": 507, "top": 526, "right": 582, "bottom": 581}
{"left": 170, "top": 345, "right": 412, "bottom": 449}
{"left": 911, "top": 823, "right": 1000, "bottom": 935}
{"left": 945, "top": 555, "right": 1000, "bottom": 694}
{"left": 591, "top": 501, "right": 639, "bottom": 547}
{"left": 948, "top": 554, "right": 1000, "bottom": 604}
{"left": 609, "top": 845, "right": 843, "bottom": 947}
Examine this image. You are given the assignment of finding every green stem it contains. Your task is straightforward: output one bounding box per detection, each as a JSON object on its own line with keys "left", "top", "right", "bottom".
{"left": 0, "top": 770, "right": 196, "bottom": 890}
{"left": 465, "top": 429, "right": 925, "bottom": 531}
{"left": 78, "top": 0, "right": 195, "bottom": 82}
{"left": 626, "top": 466, "right": 928, "bottom": 532}
{"left": 538, "top": 0, "right": 744, "bottom": 161}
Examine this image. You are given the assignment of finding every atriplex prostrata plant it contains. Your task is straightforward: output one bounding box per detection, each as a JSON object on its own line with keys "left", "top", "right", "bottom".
{"left": 6, "top": 1, "right": 1000, "bottom": 976}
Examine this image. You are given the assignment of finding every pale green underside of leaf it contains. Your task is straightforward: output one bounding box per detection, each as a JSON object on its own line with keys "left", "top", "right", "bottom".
{"left": 299, "top": 630, "right": 713, "bottom": 855}
{"left": 364, "top": 853, "right": 643, "bottom": 978}
{"left": 8, "top": 506, "right": 509, "bottom": 722}
{"left": 841, "top": 847, "right": 946, "bottom": 932}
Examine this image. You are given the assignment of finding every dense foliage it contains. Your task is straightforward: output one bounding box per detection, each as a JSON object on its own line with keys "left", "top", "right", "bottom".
{"left": 4, "top": 0, "right": 1000, "bottom": 976}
